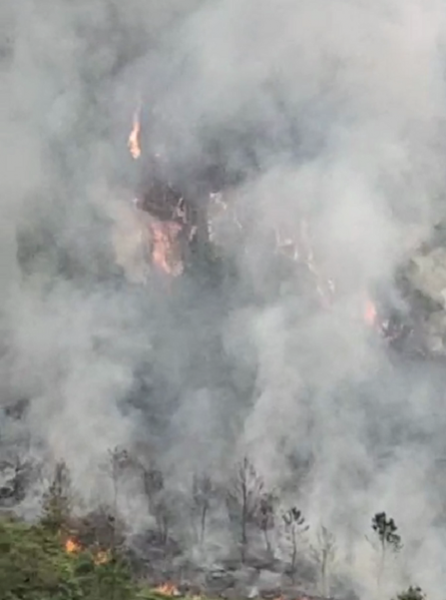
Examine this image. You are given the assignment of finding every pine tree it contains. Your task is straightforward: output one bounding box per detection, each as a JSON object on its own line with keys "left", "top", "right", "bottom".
{"left": 371, "top": 512, "right": 402, "bottom": 590}
{"left": 282, "top": 507, "right": 309, "bottom": 581}
{"left": 41, "top": 461, "right": 72, "bottom": 533}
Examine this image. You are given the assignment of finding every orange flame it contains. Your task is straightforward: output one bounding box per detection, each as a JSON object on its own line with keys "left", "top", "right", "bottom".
{"left": 364, "top": 298, "right": 378, "bottom": 327}
{"left": 150, "top": 220, "right": 183, "bottom": 276}
{"left": 65, "top": 537, "right": 82, "bottom": 553}
{"left": 154, "top": 583, "right": 180, "bottom": 596}
{"left": 128, "top": 109, "right": 141, "bottom": 159}
{"left": 64, "top": 537, "right": 110, "bottom": 564}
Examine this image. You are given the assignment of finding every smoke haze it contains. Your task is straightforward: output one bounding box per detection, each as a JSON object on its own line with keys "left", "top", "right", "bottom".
{"left": 2, "top": 1, "right": 446, "bottom": 598}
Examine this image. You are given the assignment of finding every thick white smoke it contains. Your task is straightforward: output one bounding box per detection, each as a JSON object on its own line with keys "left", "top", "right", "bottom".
{"left": 2, "top": 1, "right": 446, "bottom": 598}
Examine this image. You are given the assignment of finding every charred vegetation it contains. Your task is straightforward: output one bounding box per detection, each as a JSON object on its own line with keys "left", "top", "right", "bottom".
{"left": 0, "top": 450, "right": 421, "bottom": 600}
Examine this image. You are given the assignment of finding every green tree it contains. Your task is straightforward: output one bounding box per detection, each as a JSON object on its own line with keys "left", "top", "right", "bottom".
{"left": 0, "top": 516, "right": 80, "bottom": 599}
{"left": 75, "top": 553, "right": 134, "bottom": 600}
{"left": 41, "top": 461, "right": 73, "bottom": 533}
{"left": 0, "top": 515, "right": 137, "bottom": 600}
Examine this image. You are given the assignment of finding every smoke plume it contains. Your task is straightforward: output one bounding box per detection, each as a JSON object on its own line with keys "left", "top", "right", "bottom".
{"left": 2, "top": 1, "right": 446, "bottom": 598}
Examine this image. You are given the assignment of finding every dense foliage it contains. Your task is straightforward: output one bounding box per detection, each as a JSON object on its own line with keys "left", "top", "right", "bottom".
{"left": 0, "top": 515, "right": 140, "bottom": 600}
{"left": 0, "top": 512, "right": 427, "bottom": 600}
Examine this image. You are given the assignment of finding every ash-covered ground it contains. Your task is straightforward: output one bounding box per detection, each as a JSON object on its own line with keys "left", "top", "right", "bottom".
{"left": 2, "top": 2, "right": 446, "bottom": 600}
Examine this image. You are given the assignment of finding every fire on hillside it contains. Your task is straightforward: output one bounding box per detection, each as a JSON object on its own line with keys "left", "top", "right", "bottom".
{"left": 64, "top": 536, "right": 110, "bottom": 565}
{"left": 124, "top": 106, "right": 410, "bottom": 344}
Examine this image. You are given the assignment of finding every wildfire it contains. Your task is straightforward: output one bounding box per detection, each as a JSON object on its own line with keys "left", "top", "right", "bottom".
{"left": 64, "top": 537, "right": 110, "bottom": 564}
{"left": 128, "top": 108, "right": 141, "bottom": 159}
{"left": 126, "top": 103, "right": 185, "bottom": 278}
{"left": 149, "top": 219, "right": 183, "bottom": 277}
{"left": 154, "top": 583, "right": 180, "bottom": 596}
{"left": 65, "top": 537, "right": 82, "bottom": 553}
{"left": 364, "top": 298, "right": 378, "bottom": 327}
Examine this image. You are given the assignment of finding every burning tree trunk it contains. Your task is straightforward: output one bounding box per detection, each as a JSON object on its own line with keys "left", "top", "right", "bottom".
{"left": 131, "top": 177, "right": 207, "bottom": 278}
{"left": 127, "top": 107, "right": 212, "bottom": 279}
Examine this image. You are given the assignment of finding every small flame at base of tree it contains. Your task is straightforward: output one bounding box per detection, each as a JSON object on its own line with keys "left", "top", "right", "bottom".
{"left": 63, "top": 535, "right": 111, "bottom": 565}
{"left": 154, "top": 582, "right": 181, "bottom": 596}
{"left": 65, "top": 537, "right": 81, "bottom": 553}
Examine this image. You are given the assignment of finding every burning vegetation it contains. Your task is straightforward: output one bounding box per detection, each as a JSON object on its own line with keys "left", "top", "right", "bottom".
{"left": 154, "top": 583, "right": 181, "bottom": 596}
{"left": 2, "top": 86, "right": 435, "bottom": 600}
{"left": 6, "top": 456, "right": 414, "bottom": 600}
{"left": 64, "top": 535, "right": 111, "bottom": 565}
{"left": 124, "top": 107, "right": 401, "bottom": 337}
{"left": 126, "top": 109, "right": 199, "bottom": 278}
{"left": 128, "top": 107, "right": 142, "bottom": 160}
{"left": 65, "top": 536, "right": 82, "bottom": 554}
{"left": 5, "top": 3, "right": 446, "bottom": 600}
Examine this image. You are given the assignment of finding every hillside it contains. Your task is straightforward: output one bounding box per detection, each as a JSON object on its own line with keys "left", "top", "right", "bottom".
{"left": 0, "top": 514, "right": 423, "bottom": 600}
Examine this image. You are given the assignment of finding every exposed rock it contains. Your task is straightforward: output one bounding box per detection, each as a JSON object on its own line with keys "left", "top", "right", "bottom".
{"left": 372, "top": 225, "right": 446, "bottom": 359}
{"left": 407, "top": 247, "right": 446, "bottom": 310}
{"left": 206, "top": 568, "right": 237, "bottom": 592}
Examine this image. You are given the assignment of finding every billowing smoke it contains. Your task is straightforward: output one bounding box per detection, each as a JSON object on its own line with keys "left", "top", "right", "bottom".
{"left": 2, "top": 1, "right": 446, "bottom": 598}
